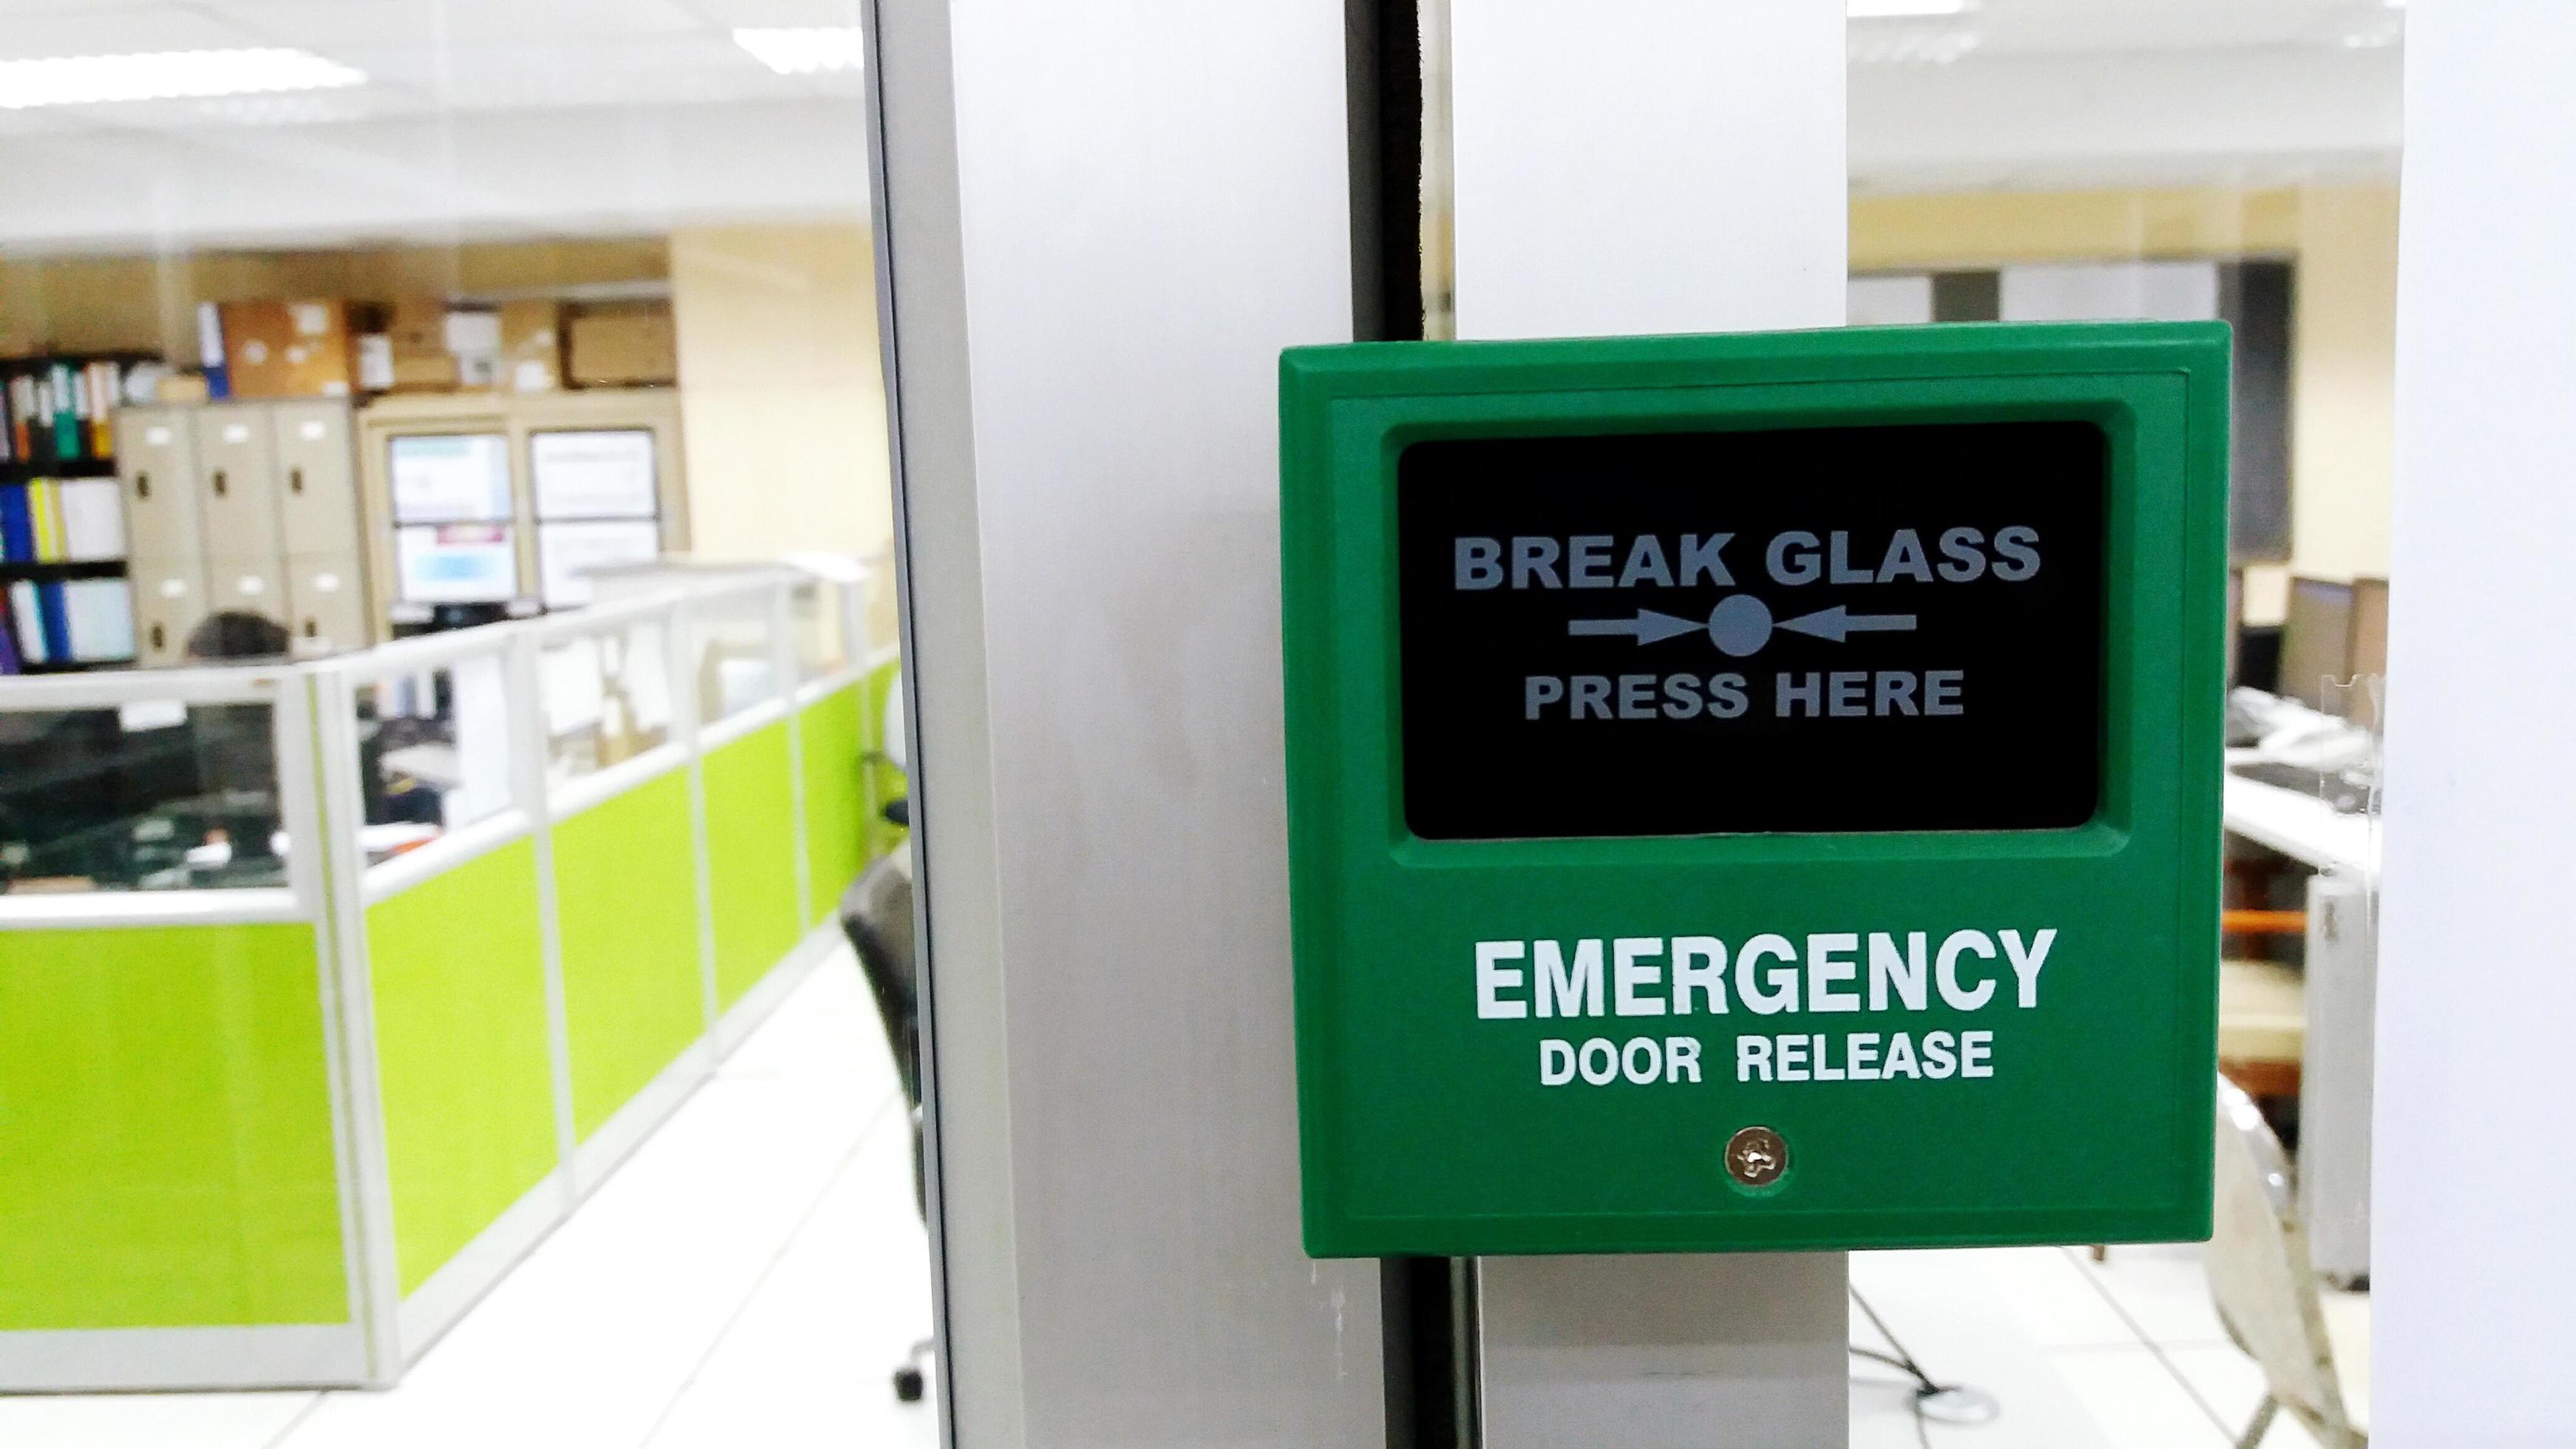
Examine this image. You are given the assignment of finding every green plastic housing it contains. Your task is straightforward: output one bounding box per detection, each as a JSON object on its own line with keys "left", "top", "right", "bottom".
{"left": 1279, "top": 322, "right": 2229, "bottom": 1258}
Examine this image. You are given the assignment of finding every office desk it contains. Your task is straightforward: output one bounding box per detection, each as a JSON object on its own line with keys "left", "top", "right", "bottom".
{"left": 2222, "top": 773, "right": 2380, "bottom": 880}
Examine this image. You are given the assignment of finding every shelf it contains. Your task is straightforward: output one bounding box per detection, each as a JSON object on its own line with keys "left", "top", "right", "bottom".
{"left": 0, "top": 559, "right": 126, "bottom": 579}
{"left": 13, "top": 657, "right": 136, "bottom": 675}
{"left": 0, "top": 459, "right": 119, "bottom": 484}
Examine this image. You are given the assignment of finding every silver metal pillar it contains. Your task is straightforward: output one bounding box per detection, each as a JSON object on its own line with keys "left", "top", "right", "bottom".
{"left": 1441, "top": 2, "right": 1852, "bottom": 1443}
{"left": 1479, "top": 1255, "right": 1849, "bottom": 1448}
{"left": 864, "top": 0, "right": 1386, "bottom": 1443}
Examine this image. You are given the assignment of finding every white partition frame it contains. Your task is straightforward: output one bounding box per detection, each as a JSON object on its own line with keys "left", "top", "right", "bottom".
{"left": 532, "top": 587, "right": 716, "bottom": 1198}
{"left": 309, "top": 619, "right": 558, "bottom": 1379}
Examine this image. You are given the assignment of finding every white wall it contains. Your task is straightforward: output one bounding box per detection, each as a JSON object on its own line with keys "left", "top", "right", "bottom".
{"left": 668, "top": 223, "right": 892, "bottom": 620}
{"left": 2375, "top": 4, "right": 2576, "bottom": 1439}
{"left": 2291, "top": 186, "right": 2401, "bottom": 586}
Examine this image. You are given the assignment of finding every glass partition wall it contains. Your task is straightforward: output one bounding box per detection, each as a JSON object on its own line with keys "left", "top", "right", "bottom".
{"left": 0, "top": 3, "right": 906, "bottom": 1418}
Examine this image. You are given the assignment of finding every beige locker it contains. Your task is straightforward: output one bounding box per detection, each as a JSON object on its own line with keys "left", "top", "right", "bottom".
{"left": 271, "top": 401, "right": 361, "bottom": 557}
{"left": 203, "top": 553, "right": 288, "bottom": 634}
{"left": 192, "top": 404, "right": 284, "bottom": 573}
{"left": 128, "top": 557, "right": 211, "bottom": 666}
{"left": 115, "top": 407, "right": 206, "bottom": 563}
{"left": 285, "top": 552, "right": 369, "bottom": 656}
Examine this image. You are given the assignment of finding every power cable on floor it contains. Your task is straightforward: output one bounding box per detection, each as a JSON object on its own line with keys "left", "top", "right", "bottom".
{"left": 1849, "top": 1283, "right": 2001, "bottom": 1447}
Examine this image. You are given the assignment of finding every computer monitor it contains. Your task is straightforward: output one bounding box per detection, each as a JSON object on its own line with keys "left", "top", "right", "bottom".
{"left": 2278, "top": 575, "right": 2356, "bottom": 711}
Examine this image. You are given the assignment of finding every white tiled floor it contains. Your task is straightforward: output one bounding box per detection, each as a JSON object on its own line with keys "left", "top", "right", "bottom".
{"left": 3, "top": 949, "right": 2350, "bottom": 1448}
{"left": 1851, "top": 1241, "right": 2340, "bottom": 1448}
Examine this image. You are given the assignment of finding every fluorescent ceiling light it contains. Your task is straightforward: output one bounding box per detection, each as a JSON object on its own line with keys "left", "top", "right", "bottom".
{"left": 733, "top": 27, "right": 867, "bottom": 76}
{"left": 0, "top": 48, "right": 362, "bottom": 109}
{"left": 1849, "top": 0, "right": 1972, "bottom": 16}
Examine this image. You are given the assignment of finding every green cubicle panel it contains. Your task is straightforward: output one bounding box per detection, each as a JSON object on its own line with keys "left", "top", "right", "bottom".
{"left": 0, "top": 923, "right": 347, "bottom": 1329}
{"left": 703, "top": 721, "right": 804, "bottom": 1014}
{"left": 799, "top": 682, "right": 869, "bottom": 926}
{"left": 861, "top": 655, "right": 908, "bottom": 864}
{"left": 362, "top": 841, "right": 558, "bottom": 1295}
{"left": 553, "top": 767, "right": 706, "bottom": 1140}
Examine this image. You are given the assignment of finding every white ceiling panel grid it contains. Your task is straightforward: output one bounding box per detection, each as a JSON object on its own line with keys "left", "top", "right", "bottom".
{"left": 1851, "top": 44, "right": 2402, "bottom": 193}
{"left": 674, "top": 0, "right": 863, "bottom": 27}
{"left": 0, "top": 0, "right": 2399, "bottom": 251}
{"left": 206, "top": 0, "right": 709, "bottom": 50}
{"left": 0, "top": 97, "right": 869, "bottom": 254}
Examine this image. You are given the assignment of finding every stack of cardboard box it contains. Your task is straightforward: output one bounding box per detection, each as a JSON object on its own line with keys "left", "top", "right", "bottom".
{"left": 207, "top": 296, "right": 676, "bottom": 401}
{"left": 566, "top": 305, "right": 677, "bottom": 387}
{"left": 499, "top": 301, "right": 566, "bottom": 392}
{"left": 373, "top": 297, "right": 457, "bottom": 392}
{"left": 217, "top": 300, "right": 375, "bottom": 399}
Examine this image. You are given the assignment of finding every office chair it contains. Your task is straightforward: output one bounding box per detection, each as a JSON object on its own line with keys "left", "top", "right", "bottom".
{"left": 840, "top": 807, "right": 932, "bottom": 1404}
{"left": 2209, "top": 1077, "right": 2369, "bottom": 1447}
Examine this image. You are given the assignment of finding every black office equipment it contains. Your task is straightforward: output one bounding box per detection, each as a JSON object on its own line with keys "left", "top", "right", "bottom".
{"left": 839, "top": 807, "right": 931, "bottom": 1405}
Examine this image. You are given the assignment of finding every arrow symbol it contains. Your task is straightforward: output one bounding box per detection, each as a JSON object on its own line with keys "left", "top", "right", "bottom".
{"left": 1567, "top": 608, "right": 1701, "bottom": 645}
{"left": 1775, "top": 605, "right": 1917, "bottom": 643}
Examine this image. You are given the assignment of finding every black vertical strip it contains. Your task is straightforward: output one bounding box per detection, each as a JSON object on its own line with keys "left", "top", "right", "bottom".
{"left": 1346, "top": 0, "right": 1453, "bottom": 1441}
{"left": 1379, "top": 1258, "right": 1421, "bottom": 1448}
{"left": 1931, "top": 269, "right": 2002, "bottom": 323}
{"left": 1446, "top": 1255, "right": 1482, "bottom": 1442}
{"left": 1382, "top": 1256, "right": 1474, "bottom": 1448}
{"left": 1348, "top": 0, "right": 1424, "bottom": 343}
{"left": 2220, "top": 259, "right": 2294, "bottom": 563}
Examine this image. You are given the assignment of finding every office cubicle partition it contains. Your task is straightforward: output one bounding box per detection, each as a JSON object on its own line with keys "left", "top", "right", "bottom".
{"left": 0, "top": 664, "right": 365, "bottom": 1389}
{"left": 0, "top": 565, "right": 892, "bottom": 1391}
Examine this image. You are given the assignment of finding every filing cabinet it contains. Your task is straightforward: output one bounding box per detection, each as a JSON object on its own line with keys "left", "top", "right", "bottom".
{"left": 274, "top": 401, "right": 361, "bottom": 556}
{"left": 192, "top": 406, "right": 285, "bottom": 618}
{"left": 126, "top": 559, "right": 211, "bottom": 666}
{"left": 112, "top": 399, "right": 375, "bottom": 661}
{"left": 116, "top": 407, "right": 208, "bottom": 564}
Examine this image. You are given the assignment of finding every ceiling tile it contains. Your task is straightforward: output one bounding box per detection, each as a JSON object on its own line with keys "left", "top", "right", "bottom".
{"left": 211, "top": 0, "right": 707, "bottom": 51}
{"left": 0, "top": 4, "right": 260, "bottom": 58}
{"left": 676, "top": 0, "right": 864, "bottom": 27}
{"left": 320, "top": 32, "right": 805, "bottom": 110}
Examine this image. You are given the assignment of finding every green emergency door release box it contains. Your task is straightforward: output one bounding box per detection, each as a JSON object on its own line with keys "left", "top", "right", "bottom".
{"left": 1279, "top": 322, "right": 2228, "bottom": 1258}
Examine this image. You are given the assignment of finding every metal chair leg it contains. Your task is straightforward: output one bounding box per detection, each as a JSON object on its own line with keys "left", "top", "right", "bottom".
{"left": 2235, "top": 1395, "right": 2279, "bottom": 1449}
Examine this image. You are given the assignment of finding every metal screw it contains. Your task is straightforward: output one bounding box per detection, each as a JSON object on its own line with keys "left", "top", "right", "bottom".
{"left": 1726, "top": 1125, "right": 1789, "bottom": 1187}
